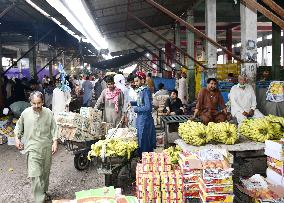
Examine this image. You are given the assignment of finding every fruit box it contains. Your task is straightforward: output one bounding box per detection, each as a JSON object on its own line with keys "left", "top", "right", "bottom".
{"left": 199, "top": 178, "right": 233, "bottom": 194}
{"left": 267, "top": 156, "right": 284, "bottom": 175}
{"left": 199, "top": 186, "right": 234, "bottom": 202}
{"left": 184, "top": 183, "right": 199, "bottom": 191}
{"left": 202, "top": 176, "right": 233, "bottom": 185}
{"left": 183, "top": 173, "right": 201, "bottom": 184}
{"left": 183, "top": 190, "right": 199, "bottom": 198}
{"left": 202, "top": 168, "right": 233, "bottom": 180}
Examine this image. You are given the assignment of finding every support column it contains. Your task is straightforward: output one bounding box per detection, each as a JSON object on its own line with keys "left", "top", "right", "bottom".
{"left": 17, "top": 49, "right": 22, "bottom": 78}
{"left": 261, "top": 35, "right": 266, "bottom": 66}
{"left": 205, "top": 0, "right": 217, "bottom": 78}
{"left": 226, "top": 28, "right": 233, "bottom": 63}
{"left": 28, "top": 38, "right": 37, "bottom": 80}
{"left": 272, "top": 23, "right": 281, "bottom": 80}
{"left": 240, "top": 1, "right": 258, "bottom": 83}
{"left": 0, "top": 34, "right": 4, "bottom": 109}
{"left": 175, "top": 23, "right": 181, "bottom": 69}
{"left": 187, "top": 9, "right": 195, "bottom": 101}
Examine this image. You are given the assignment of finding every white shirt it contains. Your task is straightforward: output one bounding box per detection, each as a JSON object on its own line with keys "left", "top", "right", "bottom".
{"left": 229, "top": 84, "right": 257, "bottom": 116}
{"left": 52, "top": 87, "right": 71, "bottom": 115}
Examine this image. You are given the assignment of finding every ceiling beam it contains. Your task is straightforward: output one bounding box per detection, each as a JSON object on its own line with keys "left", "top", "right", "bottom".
{"left": 145, "top": 0, "right": 244, "bottom": 63}
{"left": 0, "top": 2, "right": 16, "bottom": 19}
{"left": 241, "top": 0, "right": 284, "bottom": 29}
{"left": 261, "top": 0, "right": 284, "bottom": 20}
{"left": 129, "top": 12, "right": 207, "bottom": 70}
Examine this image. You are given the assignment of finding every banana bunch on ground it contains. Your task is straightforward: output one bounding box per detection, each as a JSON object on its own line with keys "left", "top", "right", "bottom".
{"left": 88, "top": 139, "right": 138, "bottom": 160}
{"left": 179, "top": 120, "right": 212, "bottom": 146}
{"left": 264, "top": 115, "right": 284, "bottom": 139}
{"left": 207, "top": 122, "right": 238, "bottom": 145}
{"left": 239, "top": 118, "right": 274, "bottom": 142}
{"left": 163, "top": 146, "right": 182, "bottom": 165}
{"left": 268, "top": 82, "right": 283, "bottom": 95}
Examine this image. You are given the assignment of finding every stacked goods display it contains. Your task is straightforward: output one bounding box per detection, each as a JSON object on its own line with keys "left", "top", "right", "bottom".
{"left": 55, "top": 108, "right": 108, "bottom": 141}
{"left": 198, "top": 149, "right": 234, "bottom": 203}
{"left": 179, "top": 121, "right": 238, "bottom": 146}
{"left": 179, "top": 151, "right": 203, "bottom": 200}
{"left": 239, "top": 115, "right": 284, "bottom": 142}
{"left": 136, "top": 152, "right": 184, "bottom": 203}
{"left": 265, "top": 140, "right": 284, "bottom": 187}
{"left": 266, "top": 81, "right": 284, "bottom": 102}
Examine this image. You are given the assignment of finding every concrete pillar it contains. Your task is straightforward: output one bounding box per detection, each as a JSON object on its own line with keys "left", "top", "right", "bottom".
{"left": 261, "top": 35, "right": 266, "bottom": 66}
{"left": 0, "top": 34, "right": 4, "bottom": 109}
{"left": 175, "top": 23, "right": 181, "bottom": 69}
{"left": 272, "top": 23, "right": 281, "bottom": 80}
{"left": 205, "top": 0, "right": 217, "bottom": 78}
{"left": 226, "top": 28, "right": 233, "bottom": 62}
{"left": 240, "top": 2, "right": 257, "bottom": 83}
{"left": 28, "top": 38, "right": 37, "bottom": 80}
{"left": 187, "top": 9, "right": 195, "bottom": 101}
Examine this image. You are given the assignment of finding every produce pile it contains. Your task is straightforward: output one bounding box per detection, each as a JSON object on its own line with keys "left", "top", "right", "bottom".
{"left": 88, "top": 139, "right": 138, "bottom": 160}
{"left": 179, "top": 120, "right": 238, "bottom": 146}
{"left": 240, "top": 115, "right": 284, "bottom": 142}
{"left": 163, "top": 146, "right": 182, "bottom": 164}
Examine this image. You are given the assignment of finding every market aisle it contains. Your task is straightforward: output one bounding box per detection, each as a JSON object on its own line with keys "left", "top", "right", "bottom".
{"left": 0, "top": 144, "right": 105, "bottom": 203}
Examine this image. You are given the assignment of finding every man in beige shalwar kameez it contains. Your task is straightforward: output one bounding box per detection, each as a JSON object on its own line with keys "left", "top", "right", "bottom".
{"left": 14, "top": 91, "right": 58, "bottom": 203}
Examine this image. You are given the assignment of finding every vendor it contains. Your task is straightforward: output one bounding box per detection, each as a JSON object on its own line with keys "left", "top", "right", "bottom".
{"left": 193, "top": 78, "right": 227, "bottom": 125}
{"left": 52, "top": 77, "right": 71, "bottom": 116}
{"left": 95, "top": 75, "right": 124, "bottom": 126}
{"left": 229, "top": 75, "right": 264, "bottom": 124}
{"left": 154, "top": 83, "right": 169, "bottom": 97}
{"left": 132, "top": 71, "right": 156, "bottom": 155}
{"left": 164, "top": 89, "right": 184, "bottom": 115}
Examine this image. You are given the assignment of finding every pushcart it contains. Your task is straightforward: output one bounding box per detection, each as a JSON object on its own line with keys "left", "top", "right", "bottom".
{"left": 62, "top": 139, "right": 99, "bottom": 170}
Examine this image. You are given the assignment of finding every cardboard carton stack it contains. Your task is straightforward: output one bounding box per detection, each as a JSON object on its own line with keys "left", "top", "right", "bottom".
{"left": 265, "top": 140, "right": 284, "bottom": 187}
{"left": 178, "top": 152, "right": 202, "bottom": 200}
{"left": 198, "top": 149, "right": 234, "bottom": 203}
{"left": 136, "top": 152, "right": 184, "bottom": 203}
{"left": 55, "top": 108, "right": 104, "bottom": 141}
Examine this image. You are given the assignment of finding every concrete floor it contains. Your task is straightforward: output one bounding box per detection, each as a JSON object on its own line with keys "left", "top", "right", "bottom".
{"left": 0, "top": 144, "right": 105, "bottom": 203}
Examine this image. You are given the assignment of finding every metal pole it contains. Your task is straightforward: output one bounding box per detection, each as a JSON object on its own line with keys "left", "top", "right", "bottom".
{"left": 0, "top": 3, "right": 16, "bottom": 19}
{"left": 37, "top": 50, "right": 64, "bottom": 74}
{"left": 3, "top": 29, "right": 54, "bottom": 75}
{"left": 144, "top": 0, "right": 244, "bottom": 63}
{"left": 129, "top": 13, "right": 208, "bottom": 70}
{"left": 130, "top": 29, "right": 186, "bottom": 68}
{"left": 242, "top": 0, "right": 284, "bottom": 29}
{"left": 126, "top": 35, "right": 175, "bottom": 71}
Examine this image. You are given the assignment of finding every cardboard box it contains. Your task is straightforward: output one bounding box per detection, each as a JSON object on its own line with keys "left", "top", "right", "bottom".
{"left": 267, "top": 156, "right": 284, "bottom": 175}
{"left": 199, "top": 187, "right": 234, "bottom": 202}
{"left": 267, "top": 167, "right": 284, "bottom": 187}
{"left": 265, "top": 140, "right": 284, "bottom": 161}
{"left": 199, "top": 179, "right": 233, "bottom": 194}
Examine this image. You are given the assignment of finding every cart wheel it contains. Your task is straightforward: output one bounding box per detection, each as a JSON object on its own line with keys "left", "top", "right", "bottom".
{"left": 74, "top": 153, "right": 90, "bottom": 170}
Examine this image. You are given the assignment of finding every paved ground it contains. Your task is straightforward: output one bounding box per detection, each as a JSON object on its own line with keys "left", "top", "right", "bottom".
{"left": 0, "top": 144, "right": 105, "bottom": 203}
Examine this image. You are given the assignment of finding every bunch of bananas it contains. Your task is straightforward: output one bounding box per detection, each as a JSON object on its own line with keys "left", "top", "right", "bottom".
{"left": 179, "top": 120, "right": 212, "bottom": 146}
{"left": 239, "top": 118, "right": 274, "bottom": 142}
{"left": 264, "top": 115, "right": 284, "bottom": 139}
{"left": 88, "top": 139, "right": 138, "bottom": 160}
{"left": 207, "top": 122, "right": 238, "bottom": 145}
{"left": 163, "top": 146, "right": 182, "bottom": 164}
{"left": 268, "top": 82, "right": 284, "bottom": 95}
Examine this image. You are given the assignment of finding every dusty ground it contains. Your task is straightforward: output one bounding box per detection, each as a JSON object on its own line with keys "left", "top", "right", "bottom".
{"left": 0, "top": 144, "right": 105, "bottom": 203}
